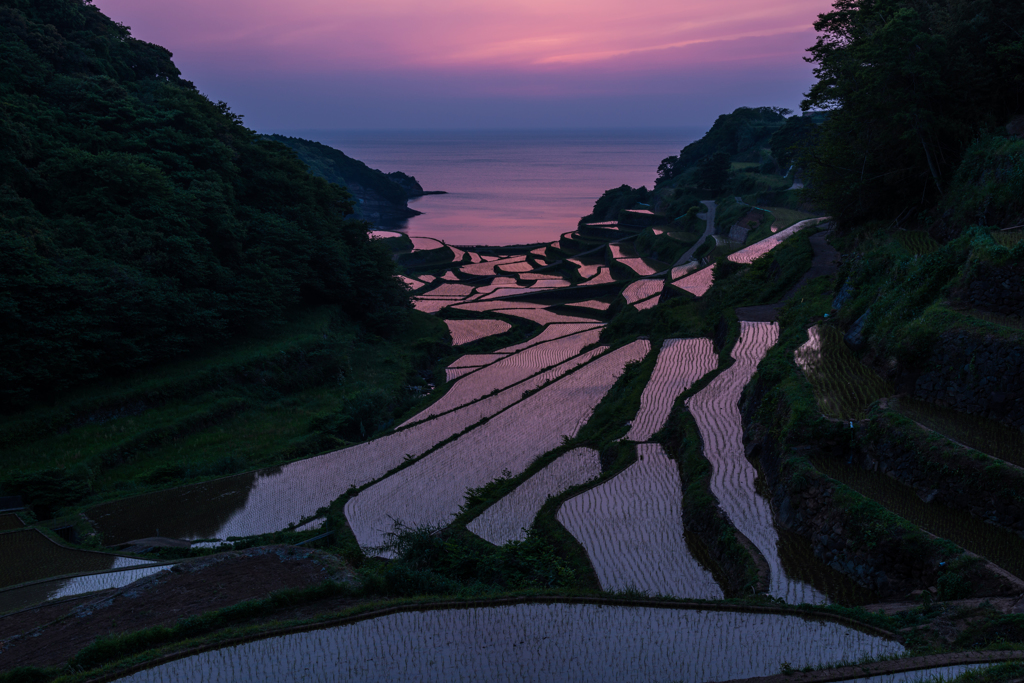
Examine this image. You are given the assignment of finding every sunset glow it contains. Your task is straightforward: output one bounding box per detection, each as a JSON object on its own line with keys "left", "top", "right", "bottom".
{"left": 90, "top": 0, "right": 834, "bottom": 128}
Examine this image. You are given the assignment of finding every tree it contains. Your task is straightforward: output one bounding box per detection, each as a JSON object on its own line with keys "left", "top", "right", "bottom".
{"left": 699, "top": 152, "right": 732, "bottom": 194}
{"left": 802, "top": 0, "right": 1024, "bottom": 227}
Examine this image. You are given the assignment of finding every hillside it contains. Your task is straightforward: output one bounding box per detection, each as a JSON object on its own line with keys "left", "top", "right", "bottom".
{"left": 0, "top": 0, "right": 410, "bottom": 410}
{"left": 264, "top": 134, "right": 430, "bottom": 226}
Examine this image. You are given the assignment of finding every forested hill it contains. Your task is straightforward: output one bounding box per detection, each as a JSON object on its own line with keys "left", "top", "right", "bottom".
{"left": 264, "top": 135, "right": 427, "bottom": 226}
{"left": 0, "top": 0, "right": 409, "bottom": 410}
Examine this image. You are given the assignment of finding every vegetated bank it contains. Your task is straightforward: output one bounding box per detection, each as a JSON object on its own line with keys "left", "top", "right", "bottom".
{"left": 3, "top": 0, "right": 1024, "bottom": 679}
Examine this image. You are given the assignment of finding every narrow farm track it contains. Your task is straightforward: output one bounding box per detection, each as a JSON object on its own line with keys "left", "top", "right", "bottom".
{"left": 467, "top": 448, "right": 601, "bottom": 545}
{"left": 346, "top": 340, "right": 651, "bottom": 552}
{"left": 402, "top": 327, "right": 604, "bottom": 427}
{"left": 737, "top": 230, "right": 841, "bottom": 323}
{"left": 558, "top": 443, "right": 724, "bottom": 600}
{"left": 625, "top": 338, "right": 718, "bottom": 442}
{"left": 687, "top": 322, "right": 827, "bottom": 604}
{"left": 675, "top": 200, "right": 717, "bottom": 267}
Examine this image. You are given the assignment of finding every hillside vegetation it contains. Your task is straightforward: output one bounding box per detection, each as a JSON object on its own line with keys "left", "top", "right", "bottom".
{"left": 0, "top": 0, "right": 409, "bottom": 410}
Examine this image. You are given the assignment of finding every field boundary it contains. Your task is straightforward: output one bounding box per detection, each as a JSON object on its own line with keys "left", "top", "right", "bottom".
{"left": 717, "top": 650, "right": 1024, "bottom": 683}
{"left": 81, "top": 594, "right": 901, "bottom": 682}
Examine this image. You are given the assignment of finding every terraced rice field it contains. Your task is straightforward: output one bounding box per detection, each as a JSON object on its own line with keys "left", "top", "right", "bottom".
{"left": 795, "top": 326, "right": 891, "bottom": 419}
{"left": 625, "top": 338, "right": 717, "bottom": 442}
{"left": 496, "top": 323, "right": 603, "bottom": 354}
{"left": 529, "top": 279, "right": 571, "bottom": 289}
{"left": 447, "top": 353, "right": 507, "bottom": 368}
{"left": 452, "top": 301, "right": 546, "bottom": 313}
{"left": 583, "top": 267, "right": 616, "bottom": 284}
{"left": 810, "top": 453, "right": 1024, "bottom": 580}
{"left": 894, "top": 397, "right": 1024, "bottom": 469}
{"left": 497, "top": 261, "right": 537, "bottom": 273}
{"left": 993, "top": 230, "right": 1024, "bottom": 248}
{"left": 460, "top": 255, "right": 528, "bottom": 277}
{"left": 467, "top": 448, "right": 601, "bottom": 545}
{"left": 673, "top": 265, "right": 715, "bottom": 297}
{"left": 634, "top": 296, "right": 660, "bottom": 311}
{"left": 445, "top": 367, "right": 476, "bottom": 382}
{"left": 114, "top": 602, "right": 902, "bottom": 683}
{"left": 570, "top": 260, "right": 603, "bottom": 279}
{"left": 565, "top": 300, "right": 611, "bottom": 311}
{"left": 896, "top": 231, "right": 940, "bottom": 255}
{"left": 422, "top": 283, "right": 474, "bottom": 297}
{"left": 496, "top": 308, "right": 603, "bottom": 325}
{"left": 519, "top": 273, "right": 564, "bottom": 280}
{"left": 346, "top": 340, "right": 650, "bottom": 551}
{"left": 412, "top": 299, "right": 458, "bottom": 314}
{"left": 608, "top": 244, "right": 634, "bottom": 259}
{"left": 671, "top": 262, "right": 698, "bottom": 280}
{"left": 617, "top": 258, "right": 659, "bottom": 276}
{"left": 835, "top": 665, "right": 991, "bottom": 683}
{"left": 466, "top": 251, "right": 484, "bottom": 263}
{"left": 687, "top": 322, "right": 826, "bottom": 604}
{"left": 405, "top": 328, "right": 604, "bottom": 425}
{"left": 444, "top": 319, "right": 512, "bottom": 346}
{"left": 448, "top": 246, "right": 466, "bottom": 262}
{"left": 481, "top": 286, "right": 533, "bottom": 300}
{"left": 0, "top": 530, "right": 154, "bottom": 589}
{"left": 558, "top": 443, "right": 724, "bottom": 600}
{"left": 622, "top": 279, "right": 664, "bottom": 304}
{"left": 397, "top": 276, "right": 425, "bottom": 290}
{"left": 129, "top": 351, "right": 607, "bottom": 543}
{"left": 728, "top": 217, "right": 827, "bottom": 264}
{"left": 418, "top": 274, "right": 436, "bottom": 283}
{"left": 410, "top": 237, "right": 444, "bottom": 251}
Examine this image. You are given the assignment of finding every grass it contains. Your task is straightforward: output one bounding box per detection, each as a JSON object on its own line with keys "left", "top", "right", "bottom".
{"left": 794, "top": 325, "right": 892, "bottom": 420}
{"left": 893, "top": 397, "right": 1024, "bottom": 469}
{"left": 991, "top": 231, "right": 1024, "bottom": 248}
{"left": 897, "top": 230, "right": 941, "bottom": 256}
{"left": 0, "top": 306, "right": 450, "bottom": 516}
{"left": 809, "top": 451, "right": 1024, "bottom": 582}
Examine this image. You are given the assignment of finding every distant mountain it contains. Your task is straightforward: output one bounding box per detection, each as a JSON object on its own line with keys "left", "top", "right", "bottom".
{"left": 264, "top": 135, "right": 432, "bottom": 227}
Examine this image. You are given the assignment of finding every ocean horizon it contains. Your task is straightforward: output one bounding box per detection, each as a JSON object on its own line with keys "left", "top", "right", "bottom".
{"left": 270, "top": 128, "right": 701, "bottom": 246}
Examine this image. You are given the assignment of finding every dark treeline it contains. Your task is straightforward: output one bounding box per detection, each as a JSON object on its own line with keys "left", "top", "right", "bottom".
{"left": 803, "top": 0, "right": 1024, "bottom": 229}
{"left": 0, "top": 0, "right": 409, "bottom": 410}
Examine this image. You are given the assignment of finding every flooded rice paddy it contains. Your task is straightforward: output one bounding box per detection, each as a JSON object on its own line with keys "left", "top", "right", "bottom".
{"left": 558, "top": 444, "right": 724, "bottom": 599}
{"left": 727, "top": 218, "right": 828, "bottom": 264}
{"left": 673, "top": 265, "right": 715, "bottom": 297}
{"left": 0, "top": 529, "right": 155, "bottom": 589}
{"left": 687, "top": 322, "right": 826, "bottom": 604}
{"left": 795, "top": 325, "right": 891, "bottom": 419}
{"left": 623, "top": 279, "right": 665, "bottom": 305}
{"left": 625, "top": 338, "right": 717, "bottom": 442}
{"left": 114, "top": 602, "right": 903, "bottom": 683}
{"left": 346, "top": 341, "right": 650, "bottom": 551}
{"left": 403, "top": 327, "right": 604, "bottom": 426}
{"left": 467, "top": 447, "right": 601, "bottom": 545}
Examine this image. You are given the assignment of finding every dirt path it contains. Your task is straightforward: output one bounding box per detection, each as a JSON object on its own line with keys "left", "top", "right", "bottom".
{"left": 718, "top": 650, "right": 1024, "bottom": 683}
{"left": 736, "top": 229, "right": 839, "bottom": 322}
{"left": 675, "top": 200, "right": 717, "bottom": 267}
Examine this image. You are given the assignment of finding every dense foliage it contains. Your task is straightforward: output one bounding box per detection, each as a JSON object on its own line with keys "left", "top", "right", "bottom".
{"left": 264, "top": 134, "right": 423, "bottom": 207}
{"left": 0, "top": 0, "right": 408, "bottom": 409}
{"left": 803, "top": 0, "right": 1024, "bottom": 227}
{"left": 657, "top": 107, "right": 791, "bottom": 183}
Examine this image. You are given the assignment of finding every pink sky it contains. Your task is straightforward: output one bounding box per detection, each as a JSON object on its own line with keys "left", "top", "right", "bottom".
{"left": 92, "top": 0, "right": 834, "bottom": 130}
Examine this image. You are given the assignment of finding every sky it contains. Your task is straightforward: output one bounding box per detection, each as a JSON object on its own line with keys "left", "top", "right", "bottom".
{"left": 91, "top": 0, "right": 834, "bottom": 132}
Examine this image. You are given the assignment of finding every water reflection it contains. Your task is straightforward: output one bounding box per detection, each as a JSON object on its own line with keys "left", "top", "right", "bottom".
{"left": 115, "top": 602, "right": 903, "bottom": 683}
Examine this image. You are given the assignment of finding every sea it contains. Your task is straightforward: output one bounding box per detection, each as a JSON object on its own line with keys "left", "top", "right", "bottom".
{"left": 281, "top": 129, "right": 699, "bottom": 246}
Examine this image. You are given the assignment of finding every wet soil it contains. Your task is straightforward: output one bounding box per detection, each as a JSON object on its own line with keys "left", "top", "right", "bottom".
{"left": 0, "top": 546, "right": 357, "bottom": 670}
